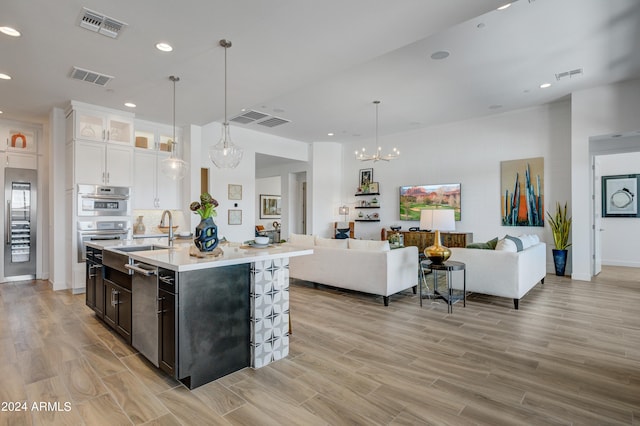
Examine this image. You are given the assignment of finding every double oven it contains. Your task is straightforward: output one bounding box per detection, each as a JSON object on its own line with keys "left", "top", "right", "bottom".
{"left": 77, "top": 185, "right": 131, "bottom": 262}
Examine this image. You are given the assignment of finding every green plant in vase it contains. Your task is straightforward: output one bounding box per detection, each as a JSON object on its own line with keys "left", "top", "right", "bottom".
{"left": 547, "top": 202, "right": 571, "bottom": 276}
{"left": 190, "top": 193, "right": 220, "bottom": 252}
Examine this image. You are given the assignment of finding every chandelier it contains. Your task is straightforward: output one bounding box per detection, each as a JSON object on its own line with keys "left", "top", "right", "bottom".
{"left": 355, "top": 100, "right": 399, "bottom": 162}
{"left": 209, "top": 39, "right": 243, "bottom": 169}
{"left": 160, "top": 75, "right": 189, "bottom": 180}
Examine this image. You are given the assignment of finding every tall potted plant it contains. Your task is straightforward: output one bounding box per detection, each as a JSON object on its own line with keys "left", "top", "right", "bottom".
{"left": 547, "top": 202, "right": 572, "bottom": 276}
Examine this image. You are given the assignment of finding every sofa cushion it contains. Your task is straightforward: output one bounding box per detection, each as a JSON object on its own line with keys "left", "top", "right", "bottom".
{"left": 315, "top": 236, "right": 348, "bottom": 248}
{"left": 289, "top": 233, "right": 315, "bottom": 247}
{"left": 495, "top": 237, "right": 518, "bottom": 252}
{"left": 467, "top": 237, "right": 498, "bottom": 250}
{"left": 504, "top": 235, "right": 525, "bottom": 251}
{"left": 348, "top": 239, "right": 390, "bottom": 252}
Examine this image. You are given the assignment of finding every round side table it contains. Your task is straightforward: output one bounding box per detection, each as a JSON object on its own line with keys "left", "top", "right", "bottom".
{"left": 420, "top": 260, "right": 466, "bottom": 313}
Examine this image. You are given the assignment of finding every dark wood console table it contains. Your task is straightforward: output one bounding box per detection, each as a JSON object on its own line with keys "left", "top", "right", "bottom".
{"left": 381, "top": 229, "right": 473, "bottom": 253}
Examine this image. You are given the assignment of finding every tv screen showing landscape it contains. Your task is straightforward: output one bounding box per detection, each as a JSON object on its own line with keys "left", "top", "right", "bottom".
{"left": 399, "top": 183, "right": 461, "bottom": 221}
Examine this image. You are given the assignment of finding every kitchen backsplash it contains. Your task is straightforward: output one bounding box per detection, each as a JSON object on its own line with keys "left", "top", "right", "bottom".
{"left": 133, "top": 209, "right": 187, "bottom": 235}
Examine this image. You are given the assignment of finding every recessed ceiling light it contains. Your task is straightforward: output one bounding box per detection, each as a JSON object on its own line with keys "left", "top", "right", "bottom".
{"left": 155, "top": 42, "right": 173, "bottom": 52}
{"left": 0, "top": 73, "right": 11, "bottom": 80}
{"left": 540, "top": 83, "right": 552, "bottom": 89}
{"left": 477, "top": 23, "right": 486, "bottom": 29}
{"left": 430, "top": 50, "right": 450, "bottom": 60}
{"left": 327, "top": 133, "right": 334, "bottom": 136}
{"left": 0, "top": 110, "right": 3, "bottom": 114}
{"left": 497, "top": 3, "right": 512, "bottom": 10}
{"left": 0, "top": 26, "right": 21, "bottom": 37}
{"left": 124, "top": 102, "right": 136, "bottom": 108}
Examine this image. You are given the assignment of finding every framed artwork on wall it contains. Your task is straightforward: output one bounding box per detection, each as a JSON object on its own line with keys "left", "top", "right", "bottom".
{"left": 228, "top": 209, "right": 242, "bottom": 225}
{"left": 500, "top": 157, "right": 544, "bottom": 227}
{"left": 228, "top": 184, "right": 242, "bottom": 200}
{"left": 259, "top": 194, "right": 281, "bottom": 219}
{"left": 359, "top": 168, "right": 373, "bottom": 189}
{"left": 602, "top": 174, "right": 639, "bottom": 217}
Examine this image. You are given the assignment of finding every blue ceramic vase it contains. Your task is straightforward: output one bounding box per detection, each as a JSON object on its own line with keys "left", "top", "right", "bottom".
{"left": 552, "top": 249, "right": 567, "bottom": 276}
{"left": 194, "top": 217, "right": 219, "bottom": 252}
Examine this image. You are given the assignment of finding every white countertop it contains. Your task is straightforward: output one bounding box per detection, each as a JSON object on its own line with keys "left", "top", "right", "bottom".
{"left": 86, "top": 238, "right": 312, "bottom": 272}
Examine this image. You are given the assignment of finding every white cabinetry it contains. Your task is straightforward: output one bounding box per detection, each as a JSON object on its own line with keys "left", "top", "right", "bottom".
{"left": 75, "top": 141, "right": 133, "bottom": 187}
{"left": 69, "top": 107, "right": 133, "bottom": 145}
{"left": 132, "top": 120, "right": 180, "bottom": 209}
{"left": 1, "top": 152, "right": 37, "bottom": 169}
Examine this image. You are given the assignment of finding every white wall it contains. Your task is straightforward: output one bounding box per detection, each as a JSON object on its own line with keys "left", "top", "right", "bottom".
{"left": 571, "top": 78, "right": 640, "bottom": 280}
{"left": 311, "top": 142, "right": 344, "bottom": 238}
{"left": 341, "top": 100, "right": 572, "bottom": 272}
{"left": 197, "top": 122, "right": 309, "bottom": 243}
{"left": 597, "top": 152, "right": 640, "bottom": 267}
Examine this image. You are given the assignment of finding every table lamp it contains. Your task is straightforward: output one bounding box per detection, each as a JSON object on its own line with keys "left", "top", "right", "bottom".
{"left": 421, "top": 209, "right": 455, "bottom": 264}
{"left": 339, "top": 205, "right": 349, "bottom": 222}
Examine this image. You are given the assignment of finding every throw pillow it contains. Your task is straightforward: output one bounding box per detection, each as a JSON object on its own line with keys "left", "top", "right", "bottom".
{"left": 348, "top": 239, "right": 390, "bottom": 252}
{"left": 466, "top": 237, "right": 498, "bottom": 250}
{"left": 335, "top": 228, "right": 350, "bottom": 239}
{"left": 495, "top": 238, "right": 518, "bottom": 252}
{"left": 504, "top": 235, "right": 524, "bottom": 252}
{"left": 315, "top": 237, "right": 348, "bottom": 249}
{"left": 289, "top": 233, "right": 315, "bottom": 248}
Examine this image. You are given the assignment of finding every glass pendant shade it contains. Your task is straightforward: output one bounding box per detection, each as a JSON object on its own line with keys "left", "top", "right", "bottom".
{"left": 209, "top": 122, "right": 243, "bottom": 169}
{"left": 161, "top": 75, "right": 189, "bottom": 180}
{"left": 210, "top": 39, "right": 243, "bottom": 169}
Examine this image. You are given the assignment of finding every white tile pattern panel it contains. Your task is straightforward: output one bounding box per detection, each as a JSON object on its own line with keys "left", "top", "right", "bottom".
{"left": 250, "top": 257, "right": 290, "bottom": 368}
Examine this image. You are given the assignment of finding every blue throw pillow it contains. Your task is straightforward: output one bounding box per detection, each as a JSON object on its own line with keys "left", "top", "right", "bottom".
{"left": 335, "top": 228, "right": 350, "bottom": 239}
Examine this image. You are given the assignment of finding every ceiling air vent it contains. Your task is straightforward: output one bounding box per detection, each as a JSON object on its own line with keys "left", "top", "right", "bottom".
{"left": 256, "top": 117, "right": 291, "bottom": 128}
{"left": 70, "top": 66, "right": 114, "bottom": 86}
{"left": 555, "top": 68, "right": 583, "bottom": 81}
{"left": 79, "top": 7, "right": 127, "bottom": 39}
{"left": 230, "top": 110, "right": 269, "bottom": 124}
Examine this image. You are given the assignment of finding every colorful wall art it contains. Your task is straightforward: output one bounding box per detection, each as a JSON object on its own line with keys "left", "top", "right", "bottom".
{"left": 501, "top": 157, "right": 544, "bottom": 227}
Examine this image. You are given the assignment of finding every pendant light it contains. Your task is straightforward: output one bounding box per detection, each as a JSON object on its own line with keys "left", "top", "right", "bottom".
{"left": 209, "top": 39, "right": 243, "bottom": 169}
{"left": 160, "top": 75, "right": 189, "bottom": 180}
{"left": 355, "top": 100, "right": 399, "bottom": 162}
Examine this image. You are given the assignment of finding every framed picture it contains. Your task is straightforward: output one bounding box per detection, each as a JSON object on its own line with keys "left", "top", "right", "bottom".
{"left": 228, "top": 184, "right": 242, "bottom": 200}
{"left": 602, "top": 174, "right": 639, "bottom": 217}
{"left": 228, "top": 209, "right": 242, "bottom": 225}
{"left": 359, "top": 168, "right": 373, "bottom": 189}
{"left": 369, "top": 182, "right": 379, "bottom": 193}
{"left": 500, "top": 157, "right": 544, "bottom": 227}
{"left": 260, "top": 194, "right": 281, "bottom": 219}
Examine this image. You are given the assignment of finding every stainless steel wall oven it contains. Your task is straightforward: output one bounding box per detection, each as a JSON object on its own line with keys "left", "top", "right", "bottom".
{"left": 77, "top": 184, "right": 130, "bottom": 216}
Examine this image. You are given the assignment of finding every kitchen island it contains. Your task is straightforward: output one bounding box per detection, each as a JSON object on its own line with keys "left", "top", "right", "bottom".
{"left": 85, "top": 238, "right": 312, "bottom": 389}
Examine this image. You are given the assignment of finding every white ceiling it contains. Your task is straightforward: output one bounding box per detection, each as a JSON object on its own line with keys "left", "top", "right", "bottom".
{"left": 2, "top": 0, "right": 640, "bottom": 145}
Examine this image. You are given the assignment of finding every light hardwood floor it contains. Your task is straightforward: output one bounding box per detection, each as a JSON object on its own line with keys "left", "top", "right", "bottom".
{"left": 0, "top": 266, "right": 639, "bottom": 425}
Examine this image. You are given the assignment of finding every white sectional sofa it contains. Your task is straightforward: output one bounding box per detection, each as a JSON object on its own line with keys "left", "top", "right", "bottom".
{"left": 287, "top": 234, "right": 419, "bottom": 306}
{"left": 448, "top": 236, "right": 546, "bottom": 309}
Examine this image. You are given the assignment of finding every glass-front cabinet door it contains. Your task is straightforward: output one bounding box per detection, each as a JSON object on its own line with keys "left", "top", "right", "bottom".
{"left": 4, "top": 168, "right": 37, "bottom": 280}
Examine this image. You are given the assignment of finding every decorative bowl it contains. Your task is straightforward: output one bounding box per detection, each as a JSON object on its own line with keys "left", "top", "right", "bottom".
{"left": 254, "top": 236, "right": 269, "bottom": 245}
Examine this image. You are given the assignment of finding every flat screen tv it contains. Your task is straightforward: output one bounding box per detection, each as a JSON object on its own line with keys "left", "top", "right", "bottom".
{"left": 399, "top": 183, "right": 461, "bottom": 221}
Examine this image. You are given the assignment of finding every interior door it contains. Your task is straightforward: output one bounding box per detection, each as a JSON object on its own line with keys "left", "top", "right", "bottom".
{"left": 593, "top": 156, "right": 602, "bottom": 275}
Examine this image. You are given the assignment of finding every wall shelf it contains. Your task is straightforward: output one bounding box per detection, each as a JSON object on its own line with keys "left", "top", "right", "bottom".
{"left": 355, "top": 206, "right": 380, "bottom": 209}
{"left": 355, "top": 219, "right": 380, "bottom": 222}
{"left": 355, "top": 192, "right": 380, "bottom": 196}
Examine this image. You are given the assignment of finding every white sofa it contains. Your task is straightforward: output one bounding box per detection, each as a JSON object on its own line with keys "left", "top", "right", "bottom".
{"left": 287, "top": 234, "right": 419, "bottom": 306}
{"left": 448, "top": 238, "right": 546, "bottom": 309}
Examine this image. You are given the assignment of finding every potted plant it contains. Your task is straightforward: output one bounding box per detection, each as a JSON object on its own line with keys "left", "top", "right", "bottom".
{"left": 190, "top": 192, "right": 220, "bottom": 252}
{"left": 547, "top": 202, "right": 571, "bottom": 276}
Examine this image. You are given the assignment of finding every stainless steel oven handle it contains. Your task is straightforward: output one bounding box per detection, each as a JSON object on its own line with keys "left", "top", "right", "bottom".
{"left": 125, "top": 263, "right": 157, "bottom": 276}
{"left": 80, "top": 194, "right": 129, "bottom": 200}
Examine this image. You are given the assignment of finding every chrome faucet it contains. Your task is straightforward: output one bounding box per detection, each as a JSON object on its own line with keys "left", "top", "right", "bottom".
{"left": 160, "top": 210, "right": 174, "bottom": 247}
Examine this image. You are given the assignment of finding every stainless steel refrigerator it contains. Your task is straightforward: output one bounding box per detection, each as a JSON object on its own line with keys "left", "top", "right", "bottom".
{"left": 4, "top": 168, "right": 37, "bottom": 281}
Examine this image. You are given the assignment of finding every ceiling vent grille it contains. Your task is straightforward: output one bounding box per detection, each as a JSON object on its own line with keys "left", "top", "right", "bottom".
{"left": 256, "top": 117, "right": 290, "bottom": 128}
{"left": 79, "top": 7, "right": 127, "bottom": 39}
{"left": 70, "top": 66, "right": 114, "bottom": 86}
{"left": 230, "top": 110, "right": 269, "bottom": 124}
{"left": 555, "top": 68, "right": 583, "bottom": 81}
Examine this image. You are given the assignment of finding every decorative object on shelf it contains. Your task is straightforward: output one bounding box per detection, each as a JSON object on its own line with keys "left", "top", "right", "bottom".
{"left": 190, "top": 192, "right": 219, "bottom": 252}
{"left": 421, "top": 209, "right": 455, "bottom": 264}
{"left": 228, "top": 183, "right": 242, "bottom": 200}
{"left": 501, "top": 157, "right": 544, "bottom": 226}
{"left": 400, "top": 183, "right": 461, "bottom": 221}
{"left": 339, "top": 205, "right": 349, "bottom": 221}
{"left": 602, "top": 174, "right": 639, "bottom": 217}
{"left": 228, "top": 209, "right": 242, "bottom": 225}
{"left": 10, "top": 132, "right": 27, "bottom": 148}
{"left": 133, "top": 215, "right": 145, "bottom": 235}
{"left": 355, "top": 100, "right": 400, "bottom": 162}
{"left": 259, "top": 194, "right": 281, "bottom": 219}
{"left": 160, "top": 75, "right": 189, "bottom": 180}
{"left": 358, "top": 168, "right": 373, "bottom": 192}
{"left": 547, "top": 202, "right": 572, "bottom": 276}
{"left": 209, "top": 39, "right": 243, "bottom": 169}
{"left": 370, "top": 196, "right": 379, "bottom": 206}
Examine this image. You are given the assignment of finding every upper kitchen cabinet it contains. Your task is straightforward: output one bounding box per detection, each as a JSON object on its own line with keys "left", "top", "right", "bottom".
{"left": 66, "top": 101, "right": 134, "bottom": 145}
{"left": 134, "top": 119, "right": 179, "bottom": 154}
{"left": 2, "top": 128, "right": 37, "bottom": 153}
{"left": 75, "top": 141, "right": 133, "bottom": 187}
